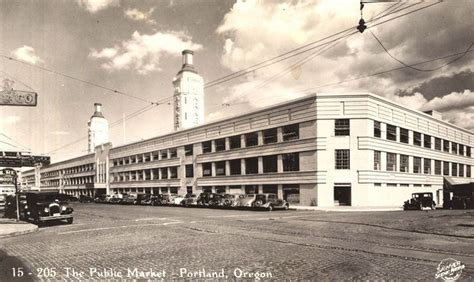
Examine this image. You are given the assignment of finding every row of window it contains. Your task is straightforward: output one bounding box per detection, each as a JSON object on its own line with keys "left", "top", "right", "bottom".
{"left": 374, "top": 151, "right": 472, "bottom": 177}
{"left": 374, "top": 121, "right": 472, "bottom": 157}
{"left": 201, "top": 124, "right": 300, "bottom": 153}
{"left": 112, "top": 166, "right": 179, "bottom": 182}
{"left": 112, "top": 148, "right": 178, "bottom": 167}
{"left": 202, "top": 153, "right": 300, "bottom": 176}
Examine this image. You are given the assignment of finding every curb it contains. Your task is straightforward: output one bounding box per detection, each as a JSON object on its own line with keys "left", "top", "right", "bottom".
{"left": 291, "top": 207, "right": 403, "bottom": 212}
{"left": 0, "top": 224, "right": 39, "bottom": 239}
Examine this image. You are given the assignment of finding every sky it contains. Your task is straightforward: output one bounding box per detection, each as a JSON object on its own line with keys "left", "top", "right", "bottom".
{"left": 0, "top": 0, "right": 472, "bottom": 163}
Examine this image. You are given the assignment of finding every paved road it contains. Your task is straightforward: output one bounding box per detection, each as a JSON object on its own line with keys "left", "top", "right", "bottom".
{"left": 0, "top": 204, "right": 473, "bottom": 280}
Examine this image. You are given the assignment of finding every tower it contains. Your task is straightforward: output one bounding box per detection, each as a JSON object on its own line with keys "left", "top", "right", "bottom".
{"left": 172, "top": 50, "right": 204, "bottom": 130}
{"left": 88, "top": 103, "right": 109, "bottom": 153}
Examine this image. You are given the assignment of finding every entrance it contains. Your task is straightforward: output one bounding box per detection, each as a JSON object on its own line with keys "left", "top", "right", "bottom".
{"left": 334, "top": 185, "right": 351, "bottom": 206}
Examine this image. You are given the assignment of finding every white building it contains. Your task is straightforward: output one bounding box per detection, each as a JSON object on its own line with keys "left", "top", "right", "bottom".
{"left": 88, "top": 103, "right": 109, "bottom": 153}
{"left": 172, "top": 50, "right": 204, "bottom": 130}
{"left": 22, "top": 93, "right": 474, "bottom": 207}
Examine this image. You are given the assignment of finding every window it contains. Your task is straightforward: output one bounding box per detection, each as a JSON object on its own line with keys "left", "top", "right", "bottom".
{"left": 229, "top": 135, "right": 241, "bottom": 149}
{"left": 202, "top": 141, "right": 212, "bottom": 153}
{"left": 185, "top": 145, "right": 193, "bottom": 156}
{"left": 202, "top": 163, "right": 212, "bottom": 177}
{"left": 424, "top": 135, "right": 431, "bottom": 149}
{"left": 386, "top": 124, "right": 397, "bottom": 141}
{"left": 185, "top": 164, "right": 194, "bottom": 178}
{"left": 443, "top": 140, "right": 450, "bottom": 152}
{"left": 169, "top": 167, "right": 178, "bottom": 178}
{"left": 374, "top": 121, "right": 381, "bottom": 138}
{"left": 263, "top": 155, "right": 278, "bottom": 173}
{"left": 187, "top": 186, "right": 192, "bottom": 194}
{"left": 245, "top": 185, "right": 258, "bottom": 194}
{"left": 282, "top": 124, "right": 299, "bottom": 141}
{"left": 230, "top": 159, "right": 241, "bottom": 175}
{"left": 400, "top": 128, "right": 409, "bottom": 144}
{"left": 335, "top": 119, "right": 350, "bottom": 136}
{"left": 424, "top": 158, "right": 431, "bottom": 174}
{"left": 452, "top": 163, "right": 458, "bottom": 176}
{"left": 215, "top": 161, "right": 226, "bottom": 176}
{"left": 262, "top": 184, "right": 278, "bottom": 194}
{"left": 467, "top": 165, "right": 471, "bottom": 178}
{"left": 459, "top": 145, "right": 464, "bottom": 156}
{"left": 386, "top": 153, "right": 396, "bottom": 171}
{"left": 443, "top": 161, "right": 449, "bottom": 176}
{"left": 459, "top": 164, "right": 464, "bottom": 177}
{"left": 161, "top": 167, "right": 168, "bottom": 179}
{"left": 152, "top": 151, "right": 159, "bottom": 161}
{"left": 374, "top": 151, "right": 381, "bottom": 170}
{"left": 335, "top": 150, "right": 350, "bottom": 169}
{"left": 245, "top": 157, "right": 258, "bottom": 174}
{"left": 413, "top": 132, "right": 421, "bottom": 146}
{"left": 387, "top": 183, "right": 397, "bottom": 187}
{"left": 451, "top": 142, "right": 457, "bottom": 154}
{"left": 245, "top": 132, "right": 258, "bottom": 147}
{"left": 283, "top": 184, "right": 300, "bottom": 204}
{"left": 169, "top": 148, "right": 177, "bottom": 158}
{"left": 215, "top": 138, "right": 226, "bottom": 152}
{"left": 467, "top": 147, "right": 471, "bottom": 157}
{"left": 263, "top": 128, "right": 277, "bottom": 144}
{"left": 435, "top": 160, "right": 441, "bottom": 175}
{"left": 215, "top": 186, "right": 226, "bottom": 194}
{"left": 283, "top": 153, "right": 299, "bottom": 172}
{"left": 413, "top": 157, "right": 421, "bottom": 173}
{"left": 400, "top": 155, "right": 409, "bottom": 172}
{"left": 170, "top": 187, "right": 178, "bottom": 194}
{"left": 435, "top": 138, "right": 441, "bottom": 150}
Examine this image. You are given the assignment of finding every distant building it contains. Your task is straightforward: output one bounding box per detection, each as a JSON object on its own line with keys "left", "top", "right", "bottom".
{"left": 88, "top": 103, "right": 109, "bottom": 153}
{"left": 172, "top": 50, "right": 204, "bottom": 130}
{"left": 21, "top": 93, "right": 474, "bottom": 207}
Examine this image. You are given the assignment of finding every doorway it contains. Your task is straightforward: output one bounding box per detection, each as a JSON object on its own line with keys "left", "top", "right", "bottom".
{"left": 334, "top": 185, "right": 351, "bottom": 206}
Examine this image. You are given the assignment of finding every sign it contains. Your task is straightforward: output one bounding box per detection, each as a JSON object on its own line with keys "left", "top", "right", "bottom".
{"left": 0, "top": 89, "right": 37, "bottom": 106}
{"left": 0, "top": 152, "right": 50, "bottom": 167}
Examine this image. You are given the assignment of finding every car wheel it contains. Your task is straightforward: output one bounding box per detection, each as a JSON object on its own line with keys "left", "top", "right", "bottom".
{"left": 284, "top": 204, "right": 289, "bottom": 210}
{"left": 268, "top": 205, "right": 273, "bottom": 211}
{"left": 66, "top": 218, "right": 73, "bottom": 224}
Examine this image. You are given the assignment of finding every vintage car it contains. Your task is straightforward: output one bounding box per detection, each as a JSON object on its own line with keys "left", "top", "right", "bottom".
{"left": 253, "top": 193, "right": 289, "bottom": 211}
{"left": 152, "top": 194, "right": 175, "bottom": 206}
{"left": 403, "top": 192, "right": 436, "bottom": 210}
{"left": 235, "top": 194, "right": 257, "bottom": 208}
{"left": 79, "top": 195, "right": 94, "bottom": 203}
{"left": 5, "top": 191, "right": 74, "bottom": 224}
{"left": 94, "top": 194, "right": 108, "bottom": 203}
{"left": 120, "top": 193, "right": 136, "bottom": 205}
{"left": 196, "top": 192, "right": 217, "bottom": 206}
{"left": 183, "top": 194, "right": 198, "bottom": 206}
{"left": 221, "top": 194, "right": 237, "bottom": 207}
{"left": 172, "top": 194, "right": 186, "bottom": 206}
{"left": 139, "top": 194, "right": 154, "bottom": 205}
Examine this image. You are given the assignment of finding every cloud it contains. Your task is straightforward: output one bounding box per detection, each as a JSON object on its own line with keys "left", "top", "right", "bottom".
{"left": 50, "top": 131, "right": 71, "bottom": 136}
{"left": 214, "top": 0, "right": 472, "bottom": 111}
{"left": 77, "top": 0, "right": 119, "bottom": 13}
{"left": 11, "top": 46, "right": 43, "bottom": 65}
{"left": 420, "top": 90, "right": 474, "bottom": 112}
{"left": 124, "top": 7, "right": 156, "bottom": 25}
{"left": 89, "top": 31, "right": 202, "bottom": 74}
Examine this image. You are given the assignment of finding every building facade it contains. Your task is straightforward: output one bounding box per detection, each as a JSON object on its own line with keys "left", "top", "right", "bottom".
{"left": 21, "top": 93, "right": 474, "bottom": 207}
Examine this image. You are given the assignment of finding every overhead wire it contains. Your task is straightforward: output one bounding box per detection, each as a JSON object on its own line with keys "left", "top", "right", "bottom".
{"left": 0, "top": 133, "right": 31, "bottom": 151}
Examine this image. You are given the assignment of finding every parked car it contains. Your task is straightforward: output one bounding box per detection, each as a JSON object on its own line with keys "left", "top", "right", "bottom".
{"left": 196, "top": 192, "right": 216, "bottom": 206}
{"left": 222, "top": 194, "right": 238, "bottom": 207}
{"left": 172, "top": 194, "right": 186, "bottom": 206}
{"left": 139, "top": 194, "right": 154, "bottom": 205}
{"left": 152, "top": 194, "right": 174, "bottom": 206}
{"left": 94, "top": 194, "right": 108, "bottom": 203}
{"left": 252, "top": 193, "right": 289, "bottom": 211}
{"left": 183, "top": 194, "right": 198, "bottom": 206}
{"left": 121, "top": 193, "right": 137, "bottom": 205}
{"left": 208, "top": 194, "right": 225, "bottom": 207}
{"left": 5, "top": 191, "right": 74, "bottom": 224}
{"left": 79, "top": 195, "right": 94, "bottom": 203}
{"left": 235, "top": 194, "right": 257, "bottom": 208}
{"left": 403, "top": 192, "right": 436, "bottom": 210}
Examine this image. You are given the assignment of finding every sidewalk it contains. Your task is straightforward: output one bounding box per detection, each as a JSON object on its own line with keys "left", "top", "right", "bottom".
{"left": 292, "top": 206, "right": 403, "bottom": 212}
{"left": 0, "top": 218, "right": 38, "bottom": 238}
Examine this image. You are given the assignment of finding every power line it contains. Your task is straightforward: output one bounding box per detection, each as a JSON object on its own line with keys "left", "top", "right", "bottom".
{"left": 0, "top": 133, "right": 31, "bottom": 151}
{"left": 203, "top": 1, "right": 431, "bottom": 89}
{"left": 0, "top": 54, "right": 157, "bottom": 105}
{"left": 370, "top": 30, "right": 473, "bottom": 72}
{"left": 298, "top": 48, "right": 474, "bottom": 93}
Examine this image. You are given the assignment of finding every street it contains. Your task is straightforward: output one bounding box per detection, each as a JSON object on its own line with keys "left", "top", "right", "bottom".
{"left": 0, "top": 204, "right": 473, "bottom": 280}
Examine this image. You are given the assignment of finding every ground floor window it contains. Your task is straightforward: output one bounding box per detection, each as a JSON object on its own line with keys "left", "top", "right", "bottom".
{"left": 262, "top": 184, "right": 277, "bottom": 194}
{"left": 215, "top": 186, "right": 226, "bottom": 194}
{"left": 170, "top": 187, "right": 178, "bottom": 194}
{"left": 161, "top": 187, "right": 169, "bottom": 194}
{"left": 229, "top": 185, "right": 242, "bottom": 194}
{"left": 202, "top": 187, "right": 212, "bottom": 193}
{"left": 245, "top": 185, "right": 258, "bottom": 194}
{"left": 186, "top": 186, "right": 192, "bottom": 194}
{"left": 283, "top": 184, "right": 300, "bottom": 204}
